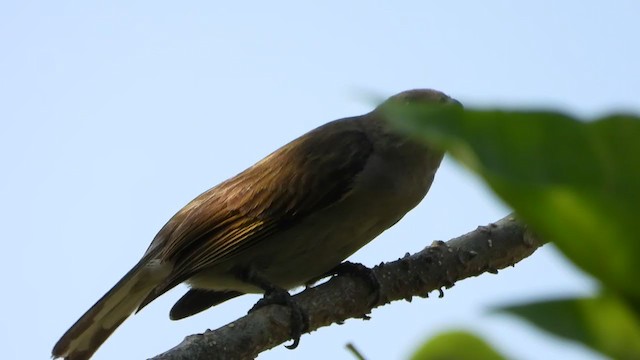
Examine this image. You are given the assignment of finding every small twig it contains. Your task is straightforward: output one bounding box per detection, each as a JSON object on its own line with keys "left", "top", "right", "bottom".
{"left": 345, "top": 342, "right": 367, "bottom": 360}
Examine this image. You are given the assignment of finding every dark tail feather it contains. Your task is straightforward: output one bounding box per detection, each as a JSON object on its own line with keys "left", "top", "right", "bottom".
{"left": 170, "top": 289, "right": 243, "bottom": 320}
{"left": 52, "top": 258, "right": 171, "bottom": 360}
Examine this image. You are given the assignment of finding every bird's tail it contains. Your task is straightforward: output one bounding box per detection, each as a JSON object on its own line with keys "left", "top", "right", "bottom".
{"left": 52, "top": 258, "right": 171, "bottom": 360}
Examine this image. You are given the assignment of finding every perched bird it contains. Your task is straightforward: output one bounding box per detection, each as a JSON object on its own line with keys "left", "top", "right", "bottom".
{"left": 52, "top": 89, "right": 460, "bottom": 360}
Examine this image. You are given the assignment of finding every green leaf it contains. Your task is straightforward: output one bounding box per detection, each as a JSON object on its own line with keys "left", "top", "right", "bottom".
{"left": 497, "top": 294, "right": 640, "bottom": 360}
{"left": 389, "top": 105, "right": 640, "bottom": 301}
{"left": 410, "top": 330, "right": 507, "bottom": 360}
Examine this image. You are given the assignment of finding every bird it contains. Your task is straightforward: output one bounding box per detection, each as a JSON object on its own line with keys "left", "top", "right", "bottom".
{"left": 52, "top": 88, "right": 460, "bottom": 360}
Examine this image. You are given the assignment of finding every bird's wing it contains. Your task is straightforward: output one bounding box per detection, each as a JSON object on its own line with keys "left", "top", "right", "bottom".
{"left": 138, "top": 118, "right": 374, "bottom": 307}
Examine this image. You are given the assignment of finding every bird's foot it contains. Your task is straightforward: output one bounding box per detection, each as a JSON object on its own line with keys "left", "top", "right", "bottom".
{"left": 330, "top": 261, "right": 381, "bottom": 306}
{"left": 249, "top": 287, "right": 309, "bottom": 349}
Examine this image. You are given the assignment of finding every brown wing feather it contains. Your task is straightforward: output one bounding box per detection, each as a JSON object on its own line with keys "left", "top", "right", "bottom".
{"left": 138, "top": 117, "right": 374, "bottom": 309}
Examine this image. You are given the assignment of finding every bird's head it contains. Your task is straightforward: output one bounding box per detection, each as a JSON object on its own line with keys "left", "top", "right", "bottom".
{"left": 371, "top": 89, "right": 462, "bottom": 140}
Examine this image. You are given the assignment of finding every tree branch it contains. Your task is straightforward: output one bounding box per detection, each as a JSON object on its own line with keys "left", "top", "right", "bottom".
{"left": 150, "top": 214, "right": 544, "bottom": 360}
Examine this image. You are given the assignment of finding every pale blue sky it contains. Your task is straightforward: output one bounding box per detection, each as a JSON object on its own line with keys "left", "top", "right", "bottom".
{"left": 2, "top": 1, "right": 639, "bottom": 359}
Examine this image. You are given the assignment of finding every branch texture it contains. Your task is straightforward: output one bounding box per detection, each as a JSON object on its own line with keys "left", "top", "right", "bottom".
{"left": 150, "top": 214, "right": 543, "bottom": 360}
